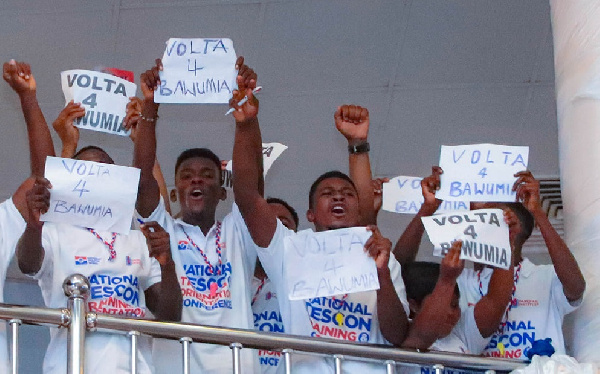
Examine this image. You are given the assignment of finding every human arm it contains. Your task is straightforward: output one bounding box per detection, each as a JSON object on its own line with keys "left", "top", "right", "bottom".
{"left": 401, "top": 241, "right": 463, "bottom": 349}
{"left": 371, "top": 177, "right": 389, "bottom": 224}
{"left": 364, "top": 225, "right": 409, "bottom": 346}
{"left": 231, "top": 57, "right": 277, "bottom": 247}
{"left": 52, "top": 101, "right": 85, "bottom": 158}
{"left": 134, "top": 60, "right": 162, "bottom": 217}
{"left": 393, "top": 166, "right": 443, "bottom": 265}
{"left": 16, "top": 176, "right": 51, "bottom": 275}
{"left": 335, "top": 105, "right": 375, "bottom": 226}
{"left": 513, "top": 171, "right": 585, "bottom": 302}
{"left": 3, "top": 60, "right": 55, "bottom": 176}
{"left": 141, "top": 221, "right": 182, "bottom": 321}
{"left": 126, "top": 96, "right": 171, "bottom": 214}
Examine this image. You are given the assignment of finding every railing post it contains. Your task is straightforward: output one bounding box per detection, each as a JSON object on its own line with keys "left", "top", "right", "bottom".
{"left": 433, "top": 364, "right": 445, "bottom": 374}
{"left": 282, "top": 349, "right": 292, "bottom": 374}
{"left": 129, "top": 331, "right": 140, "bottom": 374}
{"left": 334, "top": 354, "right": 343, "bottom": 374}
{"left": 230, "top": 342, "right": 243, "bottom": 374}
{"left": 180, "top": 337, "right": 192, "bottom": 374}
{"left": 385, "top": 360, "right": 396, "bottom": 374}
{"left": 9, "top": 319, "right": 21, "bottom": 374}
{"left": 63, "top": 274, "right": 90, "bottom": 374}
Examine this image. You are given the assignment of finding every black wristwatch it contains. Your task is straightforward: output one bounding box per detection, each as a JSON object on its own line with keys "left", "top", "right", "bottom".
{"left": 348, "top": 142, "right": 370, "bottom": 154}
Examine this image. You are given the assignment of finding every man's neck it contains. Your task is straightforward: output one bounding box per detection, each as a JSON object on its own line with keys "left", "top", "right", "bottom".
{"left": 182, "top": 212, "right": 216, "bottom": 235}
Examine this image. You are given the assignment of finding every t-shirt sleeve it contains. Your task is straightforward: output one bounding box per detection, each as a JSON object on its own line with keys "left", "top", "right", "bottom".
{"left": 135, "top": 196, "right": 169, "bottom": 228}
{"left": 457, "top": 306, "right": 490, "bottom": 354}
{"left": 388, "top": 256, "right": 410, "bottom": 316}
{"left": 255, "top": 220, "right": 293, "bottom": 288}
{"left": 0, "top": 198, "right": 26, "bottom": 265}
{"left": 550, "top": 266, "right": 582, "bottom": 315}
{"left": 230, "top": 203, "right": 258, "bottom": 271}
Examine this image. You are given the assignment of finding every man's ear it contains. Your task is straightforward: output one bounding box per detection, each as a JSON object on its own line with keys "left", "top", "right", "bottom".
{"left": 306, "top": 209, "right": 315, "bottom": 223}
{"left": 219, "top": 187, "right": 227, "bottom": 201}
{"left": 169, "top": 189, "right": 177, "bottom": 203}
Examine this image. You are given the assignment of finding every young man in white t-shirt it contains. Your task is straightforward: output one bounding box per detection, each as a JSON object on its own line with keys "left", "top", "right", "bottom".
{"left": 16, "top": 145, "right": 182, "bottom": 374}
{"left": 394, "top": 167, "right": 586, "bottom": 361}
{"left": 230, "top": 71, "right": 410, "bottom": 373}
{"left": 135, "top": 58, "right": 260, "bottom": 373}
{"left": 400, "top": 241, "right": 514, "bottom": 374}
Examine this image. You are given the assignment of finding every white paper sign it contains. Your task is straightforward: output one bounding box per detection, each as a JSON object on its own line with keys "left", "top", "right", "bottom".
{"left": 41, "top": 157, "right": 140, "bottom": 234}
{"left": 421, "top": 209, "right": 511, "bottom": 269}
{"left": 61, "top": 70, "right": 137, "bottom": 137}
{"left": 284, "top": 227, "right": 379, "bottom": 300}
{"left": 437, "top": 144, "right": 529, "bottom": 202}
{"left": 155, "top": 38, "right": 237, "bottom": 104}
{"left": 382, "top": 176, "right": 469, "bottom": 214}
{"left": 223, "top": 142, "right": 288, "bottom": 189}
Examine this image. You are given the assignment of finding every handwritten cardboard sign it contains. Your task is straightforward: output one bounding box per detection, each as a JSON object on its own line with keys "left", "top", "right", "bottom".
{"left": 222, "top": 142, "right": 288, "bottom": 189}
{"left": 421, "top": 209, "right": 511, "bottom": 269}
{"left": 41, "top": 157, "right": 140, "bottom": 234}
{"left": 284, "top": 227, "right": 379, "bottom": 300}
{"left": 436, "top": 144, "right": 529, "bottom": 202}
{"left": 155, "top": 38, "right": 237, "bottom": 104}
{"left": 382, "top": 176, "right": 469, "bottom": 214}
{"left": 61, "top": 70, "right": 137, "bottom": 137}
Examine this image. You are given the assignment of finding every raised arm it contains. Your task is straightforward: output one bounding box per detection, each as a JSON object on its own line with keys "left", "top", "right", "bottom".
{"left": 335, "top": 106, "right": 375, "bottom": 226}
{"left": 140, "top": 221, "right": 182, "bottom": 321}
{"left": 393, "top": 166, "right": 443, "bottom": 265}
{"left": 231, "top": 57, "right": 277, "bottom": 248}
{"left": 134, "top": 60, "right": 162, "bottom": 217}
{"left": 3, "top": 60, "right": 55, "bottom": 176}
{"left": 364, "top": 225, "right": 409, "bottom": 345}
{"left": 126, "top": 97, "right": 171, "bottom": 214}
{"left": 473, "top": 211, "right": 515, "bottom": 337}
{"left": 401, "top": 241, "right": 463, "bottom": 349}
{"left": 16, "top": 176, "right": 51, "bottom": 275}
{"left": 514, "top": 171, "right": 585, "bottom": 302}
{"left": 52, "top": 101, "right": 85, "bottom": 158}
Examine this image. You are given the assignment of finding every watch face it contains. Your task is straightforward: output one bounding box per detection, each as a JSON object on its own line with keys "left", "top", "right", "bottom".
{"left": 349, "top": 142, "right": 370, "bottom": 154}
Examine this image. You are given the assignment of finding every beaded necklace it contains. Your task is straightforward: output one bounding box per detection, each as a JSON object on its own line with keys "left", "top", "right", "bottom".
{"left": 251, "top": 278, "right": 266, "bottom": 306}
{"left": 87, "top": 228, "right": 117, "bottom": 261}
{"left": 180, "top": 221, "right": 223, "bottom": 275}
{"left": 478, "top": 262, "right": 522, "bottom": 334}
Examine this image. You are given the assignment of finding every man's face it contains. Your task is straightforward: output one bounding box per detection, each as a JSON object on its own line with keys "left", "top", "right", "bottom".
{"left": 307, "top": 177, "right": 360, "bottom": 231}
{"left": 75, "top": 149, "right": 114, "bottom": 164}
{"left": 175, "top": 157, "right": 224, "bottom": 218}
{"left": 269, "top": 203, "right": 297, "bottom": 232}
{"left": 440, "top": 291, "right": 461, "bottom": 337}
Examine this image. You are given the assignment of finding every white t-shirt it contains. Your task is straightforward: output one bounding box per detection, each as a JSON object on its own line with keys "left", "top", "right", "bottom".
{"left": 252, "top": 276, "right": 285, "bottom": 374}
{"left": 457, "top": 258, "right": 580, "bottom": 361}
{"left": 34, "top": 223, "right": 161, "bottom": 374}
{"left": 138, "top": 200, "right": 258, "bottom": 374}
{"left": 0, "top": 198, "right": 26, "bottom": 374}
{"left": 400, "top": 307, "right": 490, "bottom": 374}
{"left": 256, "top": 221, "right": 410, "bottom": 374}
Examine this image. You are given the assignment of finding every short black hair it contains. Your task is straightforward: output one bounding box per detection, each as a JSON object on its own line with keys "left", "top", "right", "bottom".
{"left": 267, "top": 197, "right": 299, "bottom": 229}
{"left": 402, "top": 262, "right": 441, "bottom": 304}
{"left": 73, "top": 145, "right": 114, "bottom": 164}
{"left": 504, "top": 202, "right": 535, "bottom": 243}
{"left": 308, "top": 171, "right": 357, "bottom": 209}
{"left": 175, "top": 148, "right": 222, "bottom": 182}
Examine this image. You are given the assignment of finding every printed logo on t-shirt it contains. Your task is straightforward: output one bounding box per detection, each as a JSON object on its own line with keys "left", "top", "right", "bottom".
{"left": 254, "top": 309, "right": 284, "bottom": 333}
{"left": 178, "top": 240, "right": 190, "bottom": 251}
{"left": 180, "top": 262, "right": 233, "bottom": 311}
{"left": 126, "top": 256, "right": 143, "bottom": 268}
{"left": 484, "top": 319, "right": 537, "bottom": 359}
{"left": 87, "top": 273, "right": 146, "bottom": 317}
{"left": 306, "top": 297, "right": 373, "bottom": 342}
{"left": 513, "top": 299, "right": 539, "bottom": 308}
{"left": 75, "top": 256, "right": 101, "bottom": 265}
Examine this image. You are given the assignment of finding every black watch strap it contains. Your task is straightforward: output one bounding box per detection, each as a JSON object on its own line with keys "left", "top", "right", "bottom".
{"left": 348, "top": 142, "right": 370, "bottom": 154}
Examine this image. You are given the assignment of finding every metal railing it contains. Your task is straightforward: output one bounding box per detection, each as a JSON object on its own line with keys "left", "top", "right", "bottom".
{"left": 0, "top": 274, "right": 526, "bottom": 374}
